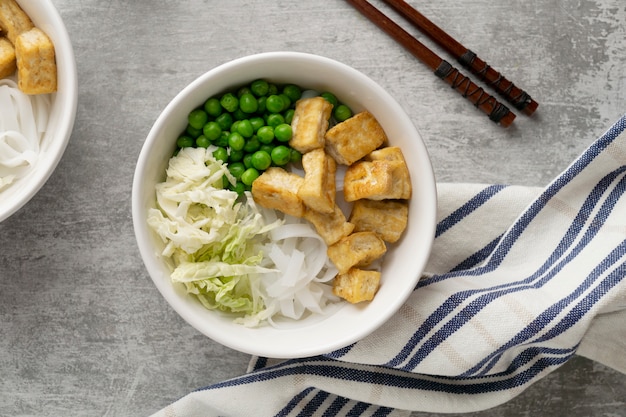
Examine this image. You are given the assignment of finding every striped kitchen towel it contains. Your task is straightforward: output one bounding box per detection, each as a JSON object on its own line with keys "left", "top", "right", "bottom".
{"left": 151, "top": 114, "right": 626, "bottom": 416}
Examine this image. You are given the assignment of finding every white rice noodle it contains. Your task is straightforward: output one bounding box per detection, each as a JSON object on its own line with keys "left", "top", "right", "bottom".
{"left": 259, "top": 215, "right": 340, "bottom": 326}
{"left": 0, "top": 78, "right": 51, "bottom": 190}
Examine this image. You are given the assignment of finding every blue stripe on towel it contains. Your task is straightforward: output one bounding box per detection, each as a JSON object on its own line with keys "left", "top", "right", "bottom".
{"left": 205, "top": 353, "right": 571, "bottom": 395}
{"left": 322, "top": 396, "right": 350, "bottom": 417}
{"left": 275, "top": 387, "right": 315, "bottom": 417}
{"left": 435, "top": 185, "right": 508, "bottom": 238}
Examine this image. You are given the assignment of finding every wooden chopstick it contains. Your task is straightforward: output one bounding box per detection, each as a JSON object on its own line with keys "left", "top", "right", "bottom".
{"left": 345, "top": 0, "right": 516, "bottom": 127}
{"left": 382, "top": 0, "right": 538, "bottom": 116}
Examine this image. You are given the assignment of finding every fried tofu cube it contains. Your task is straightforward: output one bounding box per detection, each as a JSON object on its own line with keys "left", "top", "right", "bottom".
{"left": 297, "top": 148, "right": 336, "bottom": 214}
{"left": 15, "top": 27, "right": 57, "bottom": 94}
{"left": 324, "top": 111, "right": 387, "bottom": 165}
{"left": 366, "top": 146, "right": 412, "bottom": 199}
{"left": 343, "top": 160, "right": 395, "bottom": 202}
{"left": 303, "top": 205, "right": 354, "bottom": 246}
{"left": 0, "top": 36, "right": 15, "bottom": 78}
{"left": 0, "top": 0, "right": 34, "bottom": 44}
{"left": 365, "top": 146, "right": 405, "bottom": 163}
{"left": 379, "top": 160, "right": 411, "bottom": 199}
{"left": 327, "top": 231, "right": 387, "bottom": 274}
{"left": 333, "top": 268, "right": 381, "bottom": 303}
{"left": 251, "top": 167, "right": 305, "bottom": 218}
{"left": 289, "top": 96, "right": 333, "bottom": 153}
{"left": 349, "top": 199, "right": 409, "bottom": 243}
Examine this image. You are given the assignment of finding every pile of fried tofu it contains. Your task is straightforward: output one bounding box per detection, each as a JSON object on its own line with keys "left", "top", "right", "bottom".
{"left": 252, "top": 96, "right": 411, "bottom": 304}
{"left": 0, "top": 0, "right": 57, "bottom": 94}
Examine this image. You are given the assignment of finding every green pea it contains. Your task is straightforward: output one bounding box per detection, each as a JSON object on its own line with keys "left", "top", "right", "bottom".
{"left": 283, "top": 84, "right": 302, "bottom": 103}
{"left": 185, "top": 124, "right": 202, "bottom": 138}
{"left": 283, "top": 109, "right": 295, "bottom": 125}
{"left": 220, "top": 92, "right": 239, "bottom": 113}
{"left": 250, "top": 79, "right": 269, "bottom": 97}
{"left": 274, "top": 124, "right": 292, "bottom": 142}
{"left": 212, "top": 147, "right": 228, "bottom": 163}
{"left": 213, "top": 131, "right": 229, "bottom": 147}
{"left": 228, "top": 149, "right": 244, "bottom": 162}
{"left": 256, "top": 126, "right": 274, "bottom": 144}
{"left": 259, "top": 144, "right": 274, "bottom": 155}
{"left": 236, "top": 119, "right": 254, "bottom": 138}
{"left": 290, "top": 148, "right": 302, "bottom": 164}
{"left": 241, "top": 167, "right": 260, "bottom": 186}
{"left": 232, "top": 108, "right": 248, "bottom": 121}
{"left": 204, "top": 97, "right": 222, "bottom": 117}
{"left": 256, "top": 96, "right": 267, "bottom": 113}
{"left": 265, "top": 94, "right": 284, "bottom": 113}
{"left": 228, "top": 162, "right": 246, "bottom": 179}
{"left": 239, "top": 93, "right": 258, "bottom": 114}
{"left": 228, "top": 132, "right": 245, "bottom": 151}
{"left": 243, "top": 135, "right": 261, "bottom": 153}
{"left": 321, "top": 92, "right": 338, "bottom": 107}
{"left": 266, "top": 113, "right": 285, "bottom": 128}
{"left": 203, "top": 121, "right": 222, "bottom": 141}
{"left": 279, "top": 94, "right": 291, "bottom": 111}
{"left": 271, "top": 145, "right": 291, "bottom": 166}
{"left": 176, "top": 135, "right": 194, "bottom": 148}
{"left": 237, "top": 86, "right": 252, "bottom": 97}
{"left": 251, "top": 150, "right": 272, "bottom": 171}
{"left": 196, "top": 135, "right": 210, "bottom": 148}
{"left": 249, "top": 116, "right": 265, "bottom": 133}
{"left": 334, "top": 104, "right": 353, "bottom": 122}
{"left": 243, "top": 154, "right": 253, "bottom": 169}
{"left": 188, "top": 109, "right": 208, "bottom": 130}
{"left": 215, "top": 112, "right": 233, "bottom": 131}
{"left": 229, "top": 181, "right": 246, "bottom": 195}
{"left": 267, "top": 83, "right": 279, "bottom": 95}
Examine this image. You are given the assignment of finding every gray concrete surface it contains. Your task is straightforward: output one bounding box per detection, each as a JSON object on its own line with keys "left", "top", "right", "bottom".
{"left": 1, "top": 0, "right": 625, "bottom": 416}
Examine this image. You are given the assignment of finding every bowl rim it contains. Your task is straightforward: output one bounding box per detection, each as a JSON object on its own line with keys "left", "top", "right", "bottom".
{"left": 132, "top": 51, "right": 437, "bottom": 358}
{"left": 0, "top": 0, "right": 78, "bottom": 223}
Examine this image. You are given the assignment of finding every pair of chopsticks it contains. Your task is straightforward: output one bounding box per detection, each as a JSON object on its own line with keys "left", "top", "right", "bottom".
{"left": 346, "top": 0, "right": 538, "bottom": 127}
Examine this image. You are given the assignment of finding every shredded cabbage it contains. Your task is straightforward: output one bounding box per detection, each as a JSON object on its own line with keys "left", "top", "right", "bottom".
{"left": 148, "top": 147, "right": 340, "bottom": 327}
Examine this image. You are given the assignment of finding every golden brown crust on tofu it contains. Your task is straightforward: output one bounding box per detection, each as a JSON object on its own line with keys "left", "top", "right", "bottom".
{"left": 251, "top": 167, "right": 306, "bottom": 218}
{"left": 289, "top": 96, "right": 333, "bottom": 153}
{"left": 303, "top": 205, "right": 354, "bottom": 246}
{"left": 324, "top": 111, "right": 387, "bottom": 165}
{"left": 297, "top": 148, "right": 336, "bottom": 214}
{"left": 327, "top": 231, "right": 387, "bottom": 274}
{"left": 0, "top": 36, "right": 15, "bottom": 78}
{"left": 349, "top": 199, "right": 409, "bottom": 243}
{"left": 365, "top": 146, "right": 412, "bottom": 199}
{"left": 0, "top": 0, "right": 33, "bottom": 44}
{"left": 15, "top": 27, "right": 57, "bottom": 94}
{"left": 343, "top": 160, "right": 395, "bottom": 202}
{"left": 333, "top": 268, "right": 381, "bottom": 303}
{"left": 391, "top": 160, "right": 412, "bottom": 199}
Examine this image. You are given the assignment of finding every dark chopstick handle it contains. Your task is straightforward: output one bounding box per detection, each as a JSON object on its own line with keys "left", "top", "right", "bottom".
{"left": 457, "top": 50, "right": 538, "bottom": 116}
{"left": 382, "top": 0, "right": 538, "bottom": 116}
{"left": 434, "top": 60, "right": 515, "bottom": 127}
{"left": 345, "top": 0, "right": 515, "bottom": 127}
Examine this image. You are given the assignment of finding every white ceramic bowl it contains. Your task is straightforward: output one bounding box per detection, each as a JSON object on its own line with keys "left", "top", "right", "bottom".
{"left": 0, "top": 0, "right": 77, "bottom": 223}
{"left": 132, "top": 52, "right": 437, "bottom": 358}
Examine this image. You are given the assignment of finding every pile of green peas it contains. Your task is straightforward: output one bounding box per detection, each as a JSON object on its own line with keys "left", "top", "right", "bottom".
{"left": 175, "top": 79, "right": 353, "bottom": 195}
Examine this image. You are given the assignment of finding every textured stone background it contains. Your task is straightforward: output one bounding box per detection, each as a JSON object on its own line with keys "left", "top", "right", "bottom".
{"left": 0, "top": 0, "right": 624, "bottom": 416}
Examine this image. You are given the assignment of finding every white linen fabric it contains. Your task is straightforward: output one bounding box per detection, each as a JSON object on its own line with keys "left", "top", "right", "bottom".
{"left": 152, "top": 114, "right": 626, "bottom": 417}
